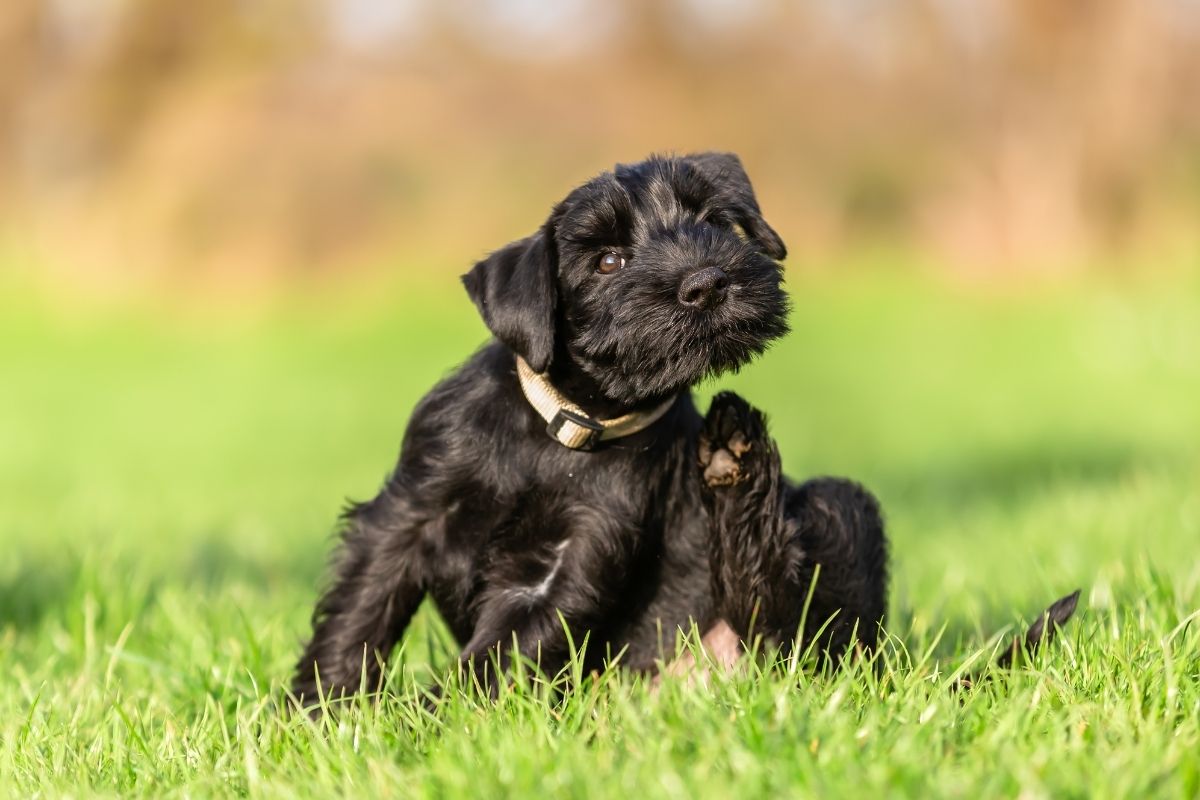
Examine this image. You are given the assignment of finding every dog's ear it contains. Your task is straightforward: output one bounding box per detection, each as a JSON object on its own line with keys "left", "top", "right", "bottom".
{"left": 462, "top": 225, "right": 558, "bottom": 373}
{"left": 684, "top": 152, "right": 787, "bottom": 260}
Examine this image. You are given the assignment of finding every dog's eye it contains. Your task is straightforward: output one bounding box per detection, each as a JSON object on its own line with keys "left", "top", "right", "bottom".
{"left": 597, "top": 252, "right": 626, "bottom": 274}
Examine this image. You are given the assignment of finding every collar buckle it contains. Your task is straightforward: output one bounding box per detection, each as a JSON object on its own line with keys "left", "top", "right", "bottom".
{"left": 547, "top": 408, "right": 605, "bottom": 450}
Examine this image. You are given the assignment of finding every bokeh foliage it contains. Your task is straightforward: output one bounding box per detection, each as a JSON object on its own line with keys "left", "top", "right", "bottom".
{"left": 2, "top": 0, "right": 1199, "bottom": 295}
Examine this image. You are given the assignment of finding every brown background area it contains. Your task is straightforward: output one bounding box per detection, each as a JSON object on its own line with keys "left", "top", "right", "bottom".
{"left": 2, "top": 0, "right": 1198, "bottom": 298}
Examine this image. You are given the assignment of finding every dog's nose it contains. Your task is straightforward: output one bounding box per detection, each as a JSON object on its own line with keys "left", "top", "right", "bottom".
{"left": 678, "top": 267, "right": 730, "bottom": 310}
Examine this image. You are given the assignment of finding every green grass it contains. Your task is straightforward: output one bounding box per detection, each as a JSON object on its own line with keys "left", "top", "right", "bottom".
{"left": 2, "top": 268, "right": 1199, "bottom": 797}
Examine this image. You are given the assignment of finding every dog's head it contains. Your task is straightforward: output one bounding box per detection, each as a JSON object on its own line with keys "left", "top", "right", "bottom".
{"left": 463, "top": 153, "right": 790, "bottom": 405}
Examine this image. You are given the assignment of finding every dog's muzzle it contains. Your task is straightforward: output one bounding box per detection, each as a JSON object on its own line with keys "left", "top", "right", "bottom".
{"left": 515, "top": 357, "right": 675, "bottom": 450}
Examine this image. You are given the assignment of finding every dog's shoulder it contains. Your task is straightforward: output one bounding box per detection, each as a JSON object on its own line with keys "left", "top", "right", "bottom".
{"left": 395, "top": 340, "right": 535, "bottom": 469}
{"left": 408, "top": 339, "right": 521, "bottom": 421}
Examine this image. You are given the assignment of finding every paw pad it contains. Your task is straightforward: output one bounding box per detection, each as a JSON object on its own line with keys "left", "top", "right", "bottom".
{"left": 698, "top": 394, "right": 765, "bottom": 488}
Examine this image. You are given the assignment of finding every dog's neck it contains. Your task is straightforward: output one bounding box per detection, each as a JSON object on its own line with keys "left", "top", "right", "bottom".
{"left": 516, "top": 356, "right": 676, "bottom": 450}
{"left": 544, "top": 353, "right": 673, "bottom": 420}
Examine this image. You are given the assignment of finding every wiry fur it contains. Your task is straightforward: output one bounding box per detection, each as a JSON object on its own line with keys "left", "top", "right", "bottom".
{"left": 291, "top": 153, "right": 888, "bottom": 709}
{"left": 699, "top": 393, "right": 888, "bottom": 656}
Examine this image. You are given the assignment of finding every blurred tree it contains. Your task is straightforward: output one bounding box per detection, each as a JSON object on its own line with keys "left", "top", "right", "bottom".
{"left": 76, "top": 0, "right": 320, "bottom": 167}
{"left": 0, "top": 0, "right": 41, "bottom": 198}
{"left": 0, "top": 0, "right": 1196, "bottom": 291}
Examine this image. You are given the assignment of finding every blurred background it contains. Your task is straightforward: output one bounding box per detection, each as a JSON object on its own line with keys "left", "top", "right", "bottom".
{"left": 2, "top": 0, "right": 1199, "bottom": 300}
{"left": 3, "top": 0, "right": 1199, "bottom": 729}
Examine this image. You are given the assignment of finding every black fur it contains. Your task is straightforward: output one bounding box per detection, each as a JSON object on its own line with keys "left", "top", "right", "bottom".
{"left": 291, "top": 153, "right": 888, "bottom": 708}
{"left": 698, "top": 392, "right": 888, "bottom": 657}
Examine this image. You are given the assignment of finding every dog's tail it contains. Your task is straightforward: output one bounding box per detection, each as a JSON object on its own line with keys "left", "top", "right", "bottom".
{"left": 954, "top": 589, "right": 1080, "bottom": 690}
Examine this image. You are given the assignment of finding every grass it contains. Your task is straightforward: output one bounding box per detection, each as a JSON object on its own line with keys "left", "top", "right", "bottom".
{"left": 2, "top": 267, "right": 1198, "bottom": 797}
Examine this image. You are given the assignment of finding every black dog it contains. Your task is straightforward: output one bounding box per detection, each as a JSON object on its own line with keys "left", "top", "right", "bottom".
{"left": 292, "top": 152, "right": 888, "bottom": 706}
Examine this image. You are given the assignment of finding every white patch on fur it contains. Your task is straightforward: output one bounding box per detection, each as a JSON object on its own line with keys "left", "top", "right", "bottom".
{"left": 509, "top": 538, "right": 571, "bottom": 603}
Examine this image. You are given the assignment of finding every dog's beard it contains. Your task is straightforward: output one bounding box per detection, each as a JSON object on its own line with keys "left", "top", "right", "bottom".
{"left": 570, "top": 264, "right": 790, "bottom": 405}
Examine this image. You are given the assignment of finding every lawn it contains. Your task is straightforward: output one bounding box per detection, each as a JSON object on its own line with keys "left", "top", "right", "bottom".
{"left": 2, "top": 266, "right": 1198, "bottom": 797}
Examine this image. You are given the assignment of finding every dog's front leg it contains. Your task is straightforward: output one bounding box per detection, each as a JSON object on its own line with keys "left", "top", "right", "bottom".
{"left": 291, "top": 490, "right": 431, "bottom": 711}
{"left": 448, "top": 534, "right": 629, "bottom": 698}
{"left": 452, "top": 601, "right": 577, "bottom": 698}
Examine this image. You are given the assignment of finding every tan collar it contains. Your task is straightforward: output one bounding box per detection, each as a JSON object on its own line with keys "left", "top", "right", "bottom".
{"left": 515, "top": 356, "right": 675, "bottom": 450}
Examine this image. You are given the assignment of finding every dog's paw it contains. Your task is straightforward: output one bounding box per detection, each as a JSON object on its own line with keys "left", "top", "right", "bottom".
{"left": 698, "top": 392, "right": 768, "bottom": 488}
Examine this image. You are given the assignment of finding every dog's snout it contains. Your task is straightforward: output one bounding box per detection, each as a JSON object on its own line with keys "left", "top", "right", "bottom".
{"left": 678, "top": 267, "right": 730, "bottom": 310}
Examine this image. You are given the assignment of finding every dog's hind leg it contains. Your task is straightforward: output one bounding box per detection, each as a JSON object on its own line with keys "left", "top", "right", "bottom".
{"left": 699, "top": 392, "right": 888, "bottom": 661}
{"left": 782, "top": 477, "right": 888, "bottom": 658}
{"left": 291, "top": 495, "right": 427, "bottom": 712}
